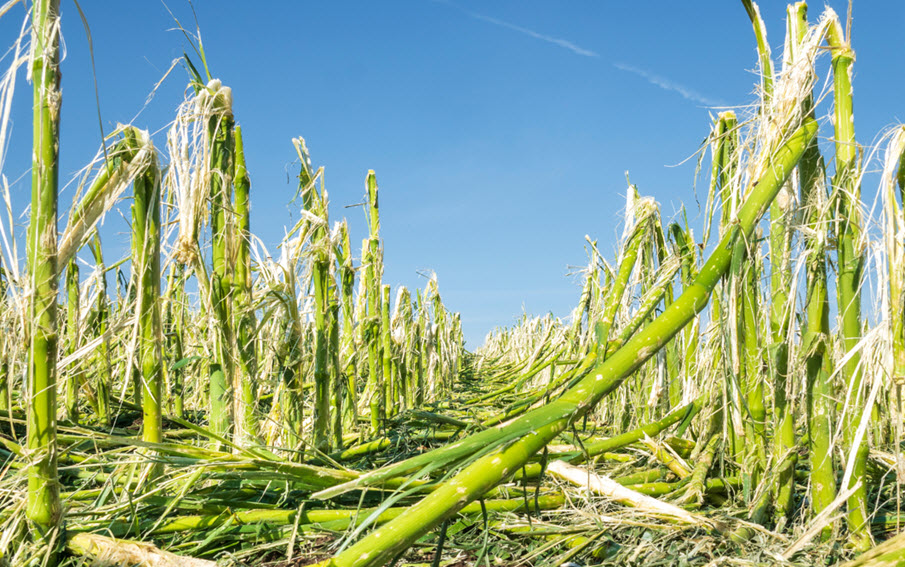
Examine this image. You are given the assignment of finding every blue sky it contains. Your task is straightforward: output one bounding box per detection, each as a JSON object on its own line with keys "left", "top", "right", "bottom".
{"left": 1, "top": 1, "right": 904, "bottom": 347}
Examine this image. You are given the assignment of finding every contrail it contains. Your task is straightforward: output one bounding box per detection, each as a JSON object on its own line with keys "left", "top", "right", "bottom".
{"left": 613, "top": 62, "right": 724, "bottom": 107}
{"left": 434, "top": 1, "right": 722, "bottom": 106}
{"left": 435, "top": 0, "right": 598, "bottom": 58}
{"left": 467, "top": 11, "right": 598, "bottom": 57}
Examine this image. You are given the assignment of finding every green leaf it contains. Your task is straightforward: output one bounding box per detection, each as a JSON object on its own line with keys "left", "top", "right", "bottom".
{"left": 171, "top": 355, "right": 202, "bottom": 371}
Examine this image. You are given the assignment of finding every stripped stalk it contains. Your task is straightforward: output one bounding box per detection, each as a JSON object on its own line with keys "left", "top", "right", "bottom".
{"left": 709, "top": 111, "right": 744, "bottom": 464}
{"left": 58, "top": 126, "right": 150, "bottom": 269}
{"left": 329, "top": 269, "right": 343, "bottom": 449}
{"left": 429, "top": 276, "right": 447, "bottom": 394}
{"left": 733, "top": 1, "right": 776, "bottom": 482}
{"left": 364, "top": 171, "right": 383, "bottom": 433}
{"left": 668, "top": 222, "right": 699, "bottom": 408}
{"left": 205, "top": 80, "right": 236, "bottom": 444}
{"left": 882, "top": 127, "right": 905, "bottom": 548}
{"left": 64, "top": 259, "right": 80, "bottom": 423}
{"left": 233, "top": 125, "right": 257, "bottom": 443}
{"left": 395, "top": 287, "right": 413, "bottom": 409}
{"left": 381, "top": 284, "right": 393, "bottom": 417}
{"left": 594, "top": 185, "right": 653, "bottom": 351}
{"left": 88, "top": 235, "right": 111, "bottom": 425}
{"left": 826, "top": 10, "right": 871, "bottom": 549}
{"left": 132, "top": 139, "right": 163, "bottom": 445}
{"left": 0, "top": 265, "right": 7, "bottom": 413}
{"left": 739, "top": 237, "right": 767, "bottom": 486}
{"left": 26, "top": 0, "right": 62, "bottom": 539}
{"left": 295, "top": 137, "right": 332, "bottom": 452}
{"left": 414, "top": 289, "right": 426, "bottom": 406}
{"left": 336, "top": 220, "right": 358, "bottom": 427}
{"left": 883, "top": 128, "right": 905, "bottom": 416}
{"left": 165, "top": 262, "right": 186, "bottom": 418}
{"left": 799, "top": 100, "right": 836, "bottom": 527}
{"left": 772, "top": 0, "right": 806, "bottom": 521}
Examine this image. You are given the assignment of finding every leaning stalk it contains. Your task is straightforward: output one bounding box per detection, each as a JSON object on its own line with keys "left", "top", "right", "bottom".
{"left": 314, "top": 119, "right": 817, "bottom": 567}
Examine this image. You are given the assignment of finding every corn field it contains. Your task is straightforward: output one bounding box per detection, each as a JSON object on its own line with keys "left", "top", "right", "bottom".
{"left": 1, "top": 1, "right": 905, "bottom": 566}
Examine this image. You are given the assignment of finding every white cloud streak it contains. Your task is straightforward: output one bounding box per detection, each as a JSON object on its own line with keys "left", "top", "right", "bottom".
{"left": 434, "top": 1, "right": 722, "bottom": 107}
{"left": 466, "top": 11, "right": 599, "bottom": 58}
{"left": 613, "top": 62, "right": 724, "bottom": 107}
{"left": 435, "top": 0, "right": 598, "bottom": 58}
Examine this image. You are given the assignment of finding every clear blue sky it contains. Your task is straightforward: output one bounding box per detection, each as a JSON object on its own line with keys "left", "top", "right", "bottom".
{"left": 2, "top": 1, "right": 903, "bottom": 347}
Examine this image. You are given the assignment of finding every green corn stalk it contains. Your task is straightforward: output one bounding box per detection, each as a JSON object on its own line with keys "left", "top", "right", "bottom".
{"left": 414, "top": 289, "right": 426, "bottom": 407}
{"left": 429, "top": 279, "right": 448, "bottom": 396}
{"left": 799, "top": 111, "right": 836, "bottom": 526}
{"left": 26, "top": 0, "right": 62, "bottom": 539}
{"left": 897, "top": 133, "right": 905, "bottom": 387}
{"left": 362, "top": 237, "right": 380, "bottom": 433}
{"left": 603, "top": 255, "right": 681, "bottom": 358}
{"left": 206, "top": 83, "right": 235, "bottom": 444}
{"left": 595, "top": 187, "right": 651, "bottom": 352}
{"left": 336, "top": 220, "right": 358, "bottom": 428}
{"left": 826, "top": 12, "right": 871, "bottom": 550}
{"left": 714, "top": 112, "right": 739, "bottom": 228}
{"left": 737, "top": 1, "right": 777, "bottom": 495}
{"left": 649, "top": 218, "right": 676, "bottom": 418}
{"left": 280, "top": 310, "right": 306, "bottom": 457}
{"left": 0, "top": 254, "right": 6, "bottom": 413}
{"left": 0, "top": 268, "right": 7, "bottom": 413}
{"left": 88, "top": 235, "right": 111, "bottom": 425}
{"left": 58, "top": 124, "right": 148, "bottom": 421}
{"left": 668, "top": 222, "right": 699, "bottom": 409}
{"left": 888, "top": 128, "right": 905, "bottom": 395}
{"left": 233, "top": 125, "right": 258, "bottom": 443}
{"left": 570, "top": 249, "right": 599, "bottom": 352}
{"left": 132, "top": 146, "right": 163, "bottom": 446}
{"left": 58, "top": 127, "right": 147, "bottom": 270}
{"left": 329, "top": 275, "right": 343, "bottom": 450}
{"left": 698, "top": 113, "right": 736, "bottom": 452}
{"left": 741, "top": 0, "right": 774, "bottom": 100}
{"left": 771, "top": 0, "right": 807, "bottom": 521}
{"left": 708, "top": 111, "right": 745, "bottom": 463}
{"left": 164, "top": 263, "right": 186, "bottom": 419}
{"left": 365, "top": 171, "right": 383, "bottom": 433}
{"left": 64, "top": 259, "right": 80, "bottom": 423}
{"left": 381, "top": 284, "right": 393, "bottom": 417}
{"left": 727, "top": 219, "right": 766, "bottom": 493}
{"left": 422, "top": 289, "right": 439, "bottom": 402}
{"left": 882, "top": 127, "right": 905, "bottom": 541}
{"left": 395, "top": 287, "right": 413, "bottom": 410}
{"left": 295, "top": 140, "right": 332, "bottom": 452}
{"left": 314, "top": 119, "right": 817, "bottom": 567}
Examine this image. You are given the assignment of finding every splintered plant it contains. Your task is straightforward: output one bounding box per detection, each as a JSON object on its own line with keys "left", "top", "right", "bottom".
{"left": 26, "top": 0, "right": 62, "bottom": 548}
{"left": 3, "top": 2, "right": 905, "bottom": 567}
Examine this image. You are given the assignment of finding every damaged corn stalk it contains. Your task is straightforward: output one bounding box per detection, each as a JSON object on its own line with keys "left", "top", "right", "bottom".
{"left": 2, "top": 2, "right": 905, "bottom": 567}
